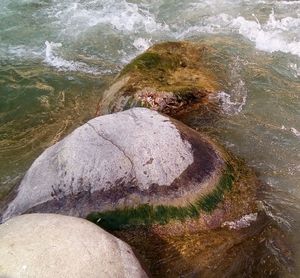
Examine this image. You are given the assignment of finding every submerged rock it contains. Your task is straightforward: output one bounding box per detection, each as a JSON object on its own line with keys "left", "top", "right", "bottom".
{"left": 98, "top": 41, "right": 221, "bottom": 117}
{"left": 0, "top": 213, "right": 147, "bottom": 278}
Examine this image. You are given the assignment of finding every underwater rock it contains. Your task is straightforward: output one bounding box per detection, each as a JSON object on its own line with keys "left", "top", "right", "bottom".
{"left": 0, "top": 213, "right": 148, "bottom": 278}
{"left": 0, "top": 107, "right": 258, "bottom": 230}
{"left": 98, "top": 41, "right": 221, "bottom": 117}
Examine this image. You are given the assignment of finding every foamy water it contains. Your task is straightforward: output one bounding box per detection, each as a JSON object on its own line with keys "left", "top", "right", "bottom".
{"left": 209, "top": 56, "right": 248, "bottom": 115}
{"left": 1, "top": 0, "right": 300, "bottom": 72}
{"left": 44, "top": 41, "right": 111, "bottom": 74}
{"left": 291, "top": 127, "right": 300, "bottom": 138}
{"left": 222, "top": 213, "right": 258, "bottom": 230}
{"left": 289, "top": 63, "right": 300, "bottom": 77}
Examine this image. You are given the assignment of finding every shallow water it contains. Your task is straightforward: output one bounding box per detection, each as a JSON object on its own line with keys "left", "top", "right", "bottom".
{"left": 0, "top": 0, "right": 300, "bottom": 276}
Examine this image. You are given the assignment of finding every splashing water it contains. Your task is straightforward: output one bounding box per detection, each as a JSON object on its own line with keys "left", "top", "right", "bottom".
{"left": 44, "top": 41, "right": 110, "bottom": 74}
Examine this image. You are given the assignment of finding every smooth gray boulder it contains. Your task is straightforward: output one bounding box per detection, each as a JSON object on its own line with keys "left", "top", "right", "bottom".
{"left": 1, "top": 108, "right": 223, "bottom": 222}
{"left": 0, "top": 213, "right": 148, "bottom": 278}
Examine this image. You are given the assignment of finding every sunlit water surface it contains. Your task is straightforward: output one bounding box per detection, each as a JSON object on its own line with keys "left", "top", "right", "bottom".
{"left": 0, "top": 0, "right": 300, "bottom": 276}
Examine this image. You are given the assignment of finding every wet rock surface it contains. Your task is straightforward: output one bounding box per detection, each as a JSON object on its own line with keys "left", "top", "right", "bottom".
{"left": 112, "top": 211, "right": 293, "bottom": 278}
{"left": 0, "top": 213, "right": 148, "bottom": 278}
{"left": 1, "top": 108, "right": 224, "bottom": 223}
{"left": 98, "top": 41, "right": 221, "bottom": 117}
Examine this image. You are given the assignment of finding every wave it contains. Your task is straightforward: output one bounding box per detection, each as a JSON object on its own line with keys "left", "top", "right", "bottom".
{"left": 232, "top": 11, "right": 300, "bottom": 57}
{"left": 3, "top": 1, "right": 300, "bottom": 75}
{"left": 45, "top": 0, "right": 169, "bottom": 37}
{"left": 44, "top": 41, "right": 111, "bottom": 75}
{"left": 175, "top": 10, "right": 300, "bottom": 58}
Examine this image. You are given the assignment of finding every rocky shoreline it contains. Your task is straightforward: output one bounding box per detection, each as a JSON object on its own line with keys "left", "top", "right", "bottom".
{"left": 0, "top": 41, "right": 293, "bottom": 277}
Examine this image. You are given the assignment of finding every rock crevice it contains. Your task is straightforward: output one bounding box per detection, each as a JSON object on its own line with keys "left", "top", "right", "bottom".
{"left": 86, "top": 122, "right": 136, "bottom": 177}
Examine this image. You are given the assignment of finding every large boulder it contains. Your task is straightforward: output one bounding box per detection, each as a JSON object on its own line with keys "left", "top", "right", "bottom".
{"left": 98, "top": 41, "right": 221, "bottom": 117}
{"left": 2, "top": 108, "right": 258, "bottom": 244}
{"left": 0, "top": 91, "right": 282, "bottom": 277}
{"left": 0, "top": 213, "right": 147, "bottom": 278}
{"left": 0, "top": 107, "right": 257, "bottom": 231}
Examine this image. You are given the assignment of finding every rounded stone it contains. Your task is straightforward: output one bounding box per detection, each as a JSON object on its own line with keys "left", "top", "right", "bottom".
{"left": 0, "top": 213, "right": 148, "bottom": 278}
{"left": 98, "top": 41, "right": 221, "bottom": 117}
{"left": 1, "top": 107, "right": 224, "bottom": 223}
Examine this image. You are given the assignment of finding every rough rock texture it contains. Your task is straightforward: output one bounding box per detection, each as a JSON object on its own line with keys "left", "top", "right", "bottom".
{"left": 98, "top": 41, "right": 221, "bottom": 117}
{"left": 1, "top": 108, "right": 224, "bottom": 223}
{"left": 0, "top": 213, "right": 148, "bottom": 278}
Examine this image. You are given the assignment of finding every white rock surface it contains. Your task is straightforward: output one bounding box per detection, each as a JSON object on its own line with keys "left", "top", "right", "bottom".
{"left": 0, "top": 213, "right": 148, "bottom": 278}
{"left": 2, "top": 108, "right": 197, "bottom": 221}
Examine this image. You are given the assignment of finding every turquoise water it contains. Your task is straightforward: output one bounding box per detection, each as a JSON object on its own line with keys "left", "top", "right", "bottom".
{"left": 1, "top": 0, "right": 300, "bottom": 275}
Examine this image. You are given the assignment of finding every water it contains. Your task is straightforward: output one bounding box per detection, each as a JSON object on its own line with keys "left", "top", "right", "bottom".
{"left": 0, "top": 0, "right": 299, "bottom": 275}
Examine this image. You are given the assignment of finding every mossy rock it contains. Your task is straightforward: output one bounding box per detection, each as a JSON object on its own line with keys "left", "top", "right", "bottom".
{"left": 85, "top": 136, "right": 290, "bottom": 277}
{"left": 86, "top": 147, "right": 289, "bottom": 277}
{"left": 98, "top": 41, "right": 221, "bottom": 117}
{"left": 87, "top": 163, "right": 236, "bottom": 231}
{"left": 86, "top": 146, "right": 260, "bottom": 232}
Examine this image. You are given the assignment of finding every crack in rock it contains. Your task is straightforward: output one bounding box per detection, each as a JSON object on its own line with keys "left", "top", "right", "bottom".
{"left": 86, "top": 122, "right": 136, "bottom": 177}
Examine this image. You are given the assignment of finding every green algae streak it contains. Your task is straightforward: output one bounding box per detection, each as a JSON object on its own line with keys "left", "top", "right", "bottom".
{"left": 87, "top": 164, "right": 234, "bottom": 231}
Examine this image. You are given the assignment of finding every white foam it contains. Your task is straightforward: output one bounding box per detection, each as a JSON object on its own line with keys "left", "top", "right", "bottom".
{"left": 45, "top": 0, "right": 169, "bottom": 37}
{"left": 232, "top": 11, "right": 300, "bottom": 57}
{"left": 222, "top": 213, "right": 258, "bottom": 230}
{"left": 175, "top": 10, "right": 300, "bottom": 58}
{"left": 210, "top": 56, "right": 248, "bottom": 115}
{"left": 291, "top": 127, "right": 300, "bottom": 138}
{"left": 119, "top": 38, "right": 153, "bottom": 65}
{"left": 289, "top": 63, "right": 300, "bottom": 77}
{"left": 212, "top": 91, "right": 247, "bottom": 115}
{"left": 4, "top": 1, "right": 300, "bottom": 74}
{"left": 276, "top": 1, "right": 300, "bottom": 5}
{"left": 175, "top": 13, "right": 232, "bottom": 39}
{"left": 280, "top": 125, "right": 300, "bottom": 139}
{"left": 44, "top": 41, "right": 110, "bottom": 75}
{"left": 133, "top": 38, "right": 152, "bottom": 52}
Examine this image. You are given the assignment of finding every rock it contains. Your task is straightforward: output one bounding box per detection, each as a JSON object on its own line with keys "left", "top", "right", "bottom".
{"left": 98, "top": 41, "right": 221, "bottom": 117}
{"left": 1, "top": 107, "right": 259, "bottom": 241}
{"left": 0, "top": 107, "right": 236, "bottom": 226}
{"left": 0, "top": 62, "right": 273, "bottom": 276}
{"left": 0, "top": 213, "right": 148, "bottom": 278}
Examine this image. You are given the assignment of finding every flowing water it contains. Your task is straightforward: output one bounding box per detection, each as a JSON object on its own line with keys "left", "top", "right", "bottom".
{"left": 0, "top": 0, "right": 300, "bottom": 276}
